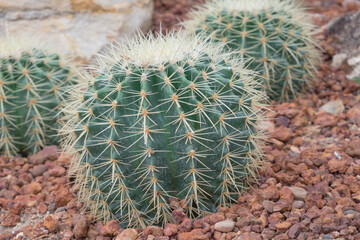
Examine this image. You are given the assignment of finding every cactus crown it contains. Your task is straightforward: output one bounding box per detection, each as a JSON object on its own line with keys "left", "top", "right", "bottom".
{"left": 184, "top": 0, "right": 320, "bottom": 102}
{"left": 61, "top": 32, "right": 267, "bottom": 228}
{"left": 0, "top": 36, "right": 77, "bottom": 156}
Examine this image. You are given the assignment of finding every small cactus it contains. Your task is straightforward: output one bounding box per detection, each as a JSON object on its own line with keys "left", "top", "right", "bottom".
{"left": 0, "top": 36, "right": 78, "bottom": 156}
{"left": 61, "top": 32, "right": 267, "bottom": 228}
{"left": 184, "top": 0, "right": 320, "bottom": 102}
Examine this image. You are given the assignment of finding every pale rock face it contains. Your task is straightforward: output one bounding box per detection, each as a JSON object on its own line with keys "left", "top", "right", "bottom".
{"left": 0, "top": 0, "right": 153, "bottom": 62}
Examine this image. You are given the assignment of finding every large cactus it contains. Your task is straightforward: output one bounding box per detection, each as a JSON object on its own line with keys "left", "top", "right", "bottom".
{"left": 61, "top": 32, "right": 267, "bottom": 228}
{"left": 184, "top": 0, "right": 319, "bottom": 102}
{"left": 0, "top": 37, "right": 78, "bottom": 156}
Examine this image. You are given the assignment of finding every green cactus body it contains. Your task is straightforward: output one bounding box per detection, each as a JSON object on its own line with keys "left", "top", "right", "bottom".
{"left": 61, "top": 33, "right": 266, "bottom": 228}
{"left": 0, "top": 39, "right": 77, "bottom": 156}
{"left": 184, "top": 0, "right": 319, "bottom": 102}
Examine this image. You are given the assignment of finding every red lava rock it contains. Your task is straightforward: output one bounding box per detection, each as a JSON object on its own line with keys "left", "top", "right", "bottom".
{"left": 271, "top": 126, "right": 292, "bottom": 142}
{"left": 99, "top": 220, "right": 120, "bottom": 236}
{"left": 43, "top": 215, "right": 59, "bottom": 233}
{"left": 115, "top": 229, "right": 138, "bottom": 240}
{"left": 209, "top": 213, "right": 225, "bottom": 225}
{"left": 72, "top": 214, "right": 89, "bottom": 239}
{"left": 178, "top": 218, "right": 192, "bottom": 232}
{"left": 280, "top": 186, "right": 295, "bottom": 201}
{"left": 2, "top": 213, "right": 20, "bottom": 227}
{"left": 238, "top": 232, "right": 262, "bottom": 240}
{"left": 29, "top": 164, "right": 48, "bottom": 177}
{"left": 314, "top": 112, "right": 338, "bottom": 127}
{"left": 177, "top": 229, "right": 209, "bottom": 240}
{"left": 49, "top": 166, "right": 66, "bottom": 177}
{"left": 275, "top": 221, "right": 292, "bottom": 230}
{"left": 288, "top": 223, "right": 301, "bottom": 238}
{"left": 346, "top": 106, "right": 360, "bottom": 120}
{"left": 328, "top": 158, "right": 348, "bottom": 173}
{"left": 54, "top": 186, "right": 73, "bottom": 207}
{"left": 172, "top": 209, "right": 187, "bottom": 223}
{"left": 22, "top": 182, "right": 42, "bottom": 195}
{"left": 29, "top": 145, "right": 58, "bottom": 164}
{"left": 62, "top": 229, "right": 74, "bottom": 240}
{"left": 163, "top": 223, "right": 178, "bottom": 236}
{"left": 6, "top": 200, "right": 24, "bottom": 215}
{"left": 260, "top": 185, "right": 280, "bottom": 201}
{"left": 37, "top": 201, "right": 48, "bottom": 213}
{"left": 345, "top": 139, "right": 360, "bottom": 158}
{"left": 273, "top": 199, "right": 292, "bottom": 212}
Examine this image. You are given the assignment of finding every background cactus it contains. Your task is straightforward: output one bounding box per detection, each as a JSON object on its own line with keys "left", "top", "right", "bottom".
{"left": 0, "top": 36, "right": 78, "bottom": 156}
{"left": 184, "top": 0, "right": 320, "bottom": 102}
{"left": 61, "top": 32, "right": 267, "bottom": 228}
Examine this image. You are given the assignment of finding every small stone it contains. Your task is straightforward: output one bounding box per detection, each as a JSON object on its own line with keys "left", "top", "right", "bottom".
{"left": 331, "top": 53, "right": 348, "bottom": 69}
{"left": 22, "top": 182, "right": 42, "bottom": 195}
{"left": 54, "top": 187, "right": 73, "bottom": 207}
{"left": 172, "top": 209, "right": 187, "bottom": 223}
{"left": 260, "top": 186, "right": 280, "bottom": 201}
{"left": 62, "top": 229, "right": 74, "bottom": 240}
{"left": 2, "top": 213, "right": 20, "bottom": 227}
{"left": 49, "top": 166, "right": 66, "bottom": 177}
{"left": 275, "top": 221, "right": 292, "bottom": 230}
{"left": 209, "top": 213, "right": 225, "bottom": 225}
{"left": 29, "top": 164, "right": 48, "bottom": 177}
{"left": 44, "top": 215, "right": 59, "bottom": 233}
{"left": 29, "top": 145, "right": 58, "bottom": 164}
{"left": 7, "top": 200, "right": 24, "bottom": 215}
{"left": 272, "top": 126, "right": 292, "bottom": 142}
{"left": 178, "top": 218, "right": 192, "bottom": 232}
{"left": 99, "top": 220, "right": 120, "bottom": 236}
{"left": 261, "top": 229, "right": 276, "bottom": 239}
{"left": 37, "top": 201, "right": 48, "bottom": 214}
{"left": 214, "top": 220, "right": 235, "bottom": 233}
{"left": 319, "top": 100, "right": 345, "bottom": 115}
{"left": 262, "top": 200, "right": 274, "bottom": 213}
{"left": 328, "top": 158, "right": 348, "bottom": 173}
{"left": 288, "top": 223, "right": 301, "bottom": 238}
{"left": 72, "top": 214, "right": 89, "bottom": 239}
{"left": 289, "top": 187, "right": 308, "bottom": 201}
{"left": 273, "top": 199, "right": 291, "bottom": 212}
{"left": 292, "top": 200, "right": 305, "bottom": 209}
{"left": 177, "top": 229, "right": 208, "bottom": 240}
{"left": 322, "top": 234, "right": 334, "bottom": 239}
{"left": 163, "top": 224, "right": 178, "bottom": 236}
{"left": 238, "top": 232, "right": 262, "bottom": 240}
{"left": 115, "top": 229, "right": 138, "bottom": 240}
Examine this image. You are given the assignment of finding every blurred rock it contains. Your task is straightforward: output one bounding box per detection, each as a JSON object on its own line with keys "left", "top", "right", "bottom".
{"left": 327, "top": 10, "right": 360, "bottom": 78}
{"left": 0, "top": 0, "right": 154, "bottom": 62}
{"left": 319, "top": 100, "right": 345, "bottom": 115}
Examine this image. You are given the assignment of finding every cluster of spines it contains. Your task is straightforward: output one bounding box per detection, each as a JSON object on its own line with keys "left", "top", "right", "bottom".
{"left": 0, "top": 47, "right": 76, "bottom": 156}
{"left": 184, "top": 0, "right": 319, "bottom": 101}
{"left": 61, "top": 33, "right": 268, "bottom": 228}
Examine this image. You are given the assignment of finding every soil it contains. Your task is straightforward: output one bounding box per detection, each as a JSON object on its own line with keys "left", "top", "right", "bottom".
{"left": 1, "top": 0, "right": 360, "bottom": 240}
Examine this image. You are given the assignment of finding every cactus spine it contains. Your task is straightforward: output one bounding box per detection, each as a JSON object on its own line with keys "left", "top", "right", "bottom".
{"left": 184, "top": 0, "right": 319, "bottom": 102}
{"left": 0, "top": 37, "right": 77, "bottom": 156}
{"left": 61, "top": 32, "right": 267, "bottom": 228}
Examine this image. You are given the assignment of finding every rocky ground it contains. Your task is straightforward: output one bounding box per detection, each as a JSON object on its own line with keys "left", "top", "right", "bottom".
{"left": 1, "top": 0, "right": 360, "bottom": 240}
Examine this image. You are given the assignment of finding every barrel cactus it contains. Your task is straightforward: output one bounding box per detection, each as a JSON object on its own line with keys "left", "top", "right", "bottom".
{"left": 0, "top": 36, "right": 78, "bottom": 156}
{"left": 184, "top": 0, "right": 320, "bottom": 102}
{"left": 61, "top": 32, "right": 267, "bottom": 228}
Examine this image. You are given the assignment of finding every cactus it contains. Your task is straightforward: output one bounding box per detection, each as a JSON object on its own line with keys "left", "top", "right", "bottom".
{"left": 184, "top": 0, "right": 320, "bottom": 102}
{"left": 61, "top": 32, "right": 267, "bottom": 228}
{"left": 0, "top": 36, "right": 78, "bottom": 156}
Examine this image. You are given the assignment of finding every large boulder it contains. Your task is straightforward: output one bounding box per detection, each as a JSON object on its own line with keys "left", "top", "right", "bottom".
{"left": 327, "top": 10, "right": 360, "bottom": 79}
{"left": 0, "top": 0, "right": 153, "bottom": 62}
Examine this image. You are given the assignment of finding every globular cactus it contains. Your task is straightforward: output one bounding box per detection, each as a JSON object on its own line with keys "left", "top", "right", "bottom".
{"left": 0, "top": 37, "right": 78, "bottom": 156}
{"left": 61, "top": 32, "right": 267, "bottom": 228}
{"left": 184, "top": 0, "right": 320, "bottom": 102}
